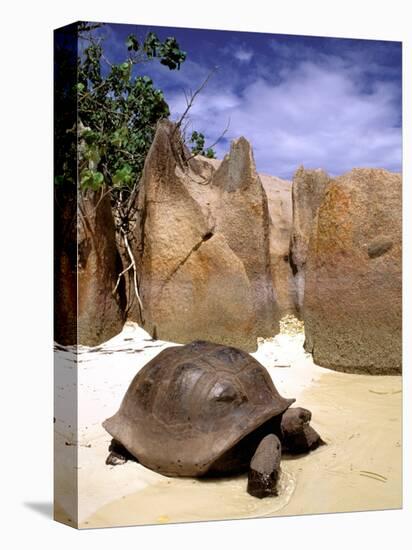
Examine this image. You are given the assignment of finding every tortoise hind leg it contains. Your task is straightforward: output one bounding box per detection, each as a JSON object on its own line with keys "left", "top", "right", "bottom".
{"left": 105, "top": 439, "right": 138, "bottom": 466}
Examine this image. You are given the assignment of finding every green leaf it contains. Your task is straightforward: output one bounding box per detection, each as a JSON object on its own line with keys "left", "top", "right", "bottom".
{"left": 84, "top": 144, "right": 101, "bottom": 164}
{"left": 93, "top": 171, "right": 104, "bottom": 186}
{"left": 81, "top": 129, "right": 100, "bottom": 145}
{"left": 71, "top": 27, "right": 189, "bottom": 199}
{"left": 110, "top": 127, "right": 129, "bottom": 147}
{"left": 112, "top": 164, "right": 134, "bottom": 188}
{"left": 144, "top": 32, "right": 160, "bottom": 58}
{"left": 80, "top": 170, "right": 104, "bottom": 191}
{"left": 118, "top": 62, "right": 131, "bottom": 81}
{"left": 126, "top": 34, "right": 139, "bottom": 51}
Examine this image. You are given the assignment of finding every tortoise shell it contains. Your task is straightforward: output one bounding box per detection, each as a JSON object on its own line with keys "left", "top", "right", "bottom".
{"left": 103, "top": 341, "right": 295, "bottom": 477}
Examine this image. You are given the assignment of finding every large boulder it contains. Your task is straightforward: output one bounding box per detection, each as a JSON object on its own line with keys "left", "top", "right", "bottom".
{"left": 77, "top": 190, "right": 126, "bottom": 345}
{"left": 209, "top": 138, "right": 280, "bottom": 338}
{"left": 133, "top": 121, "right": 279, "bottom": 350}
{"left": 303, "top": 168, "right": 402, "bottom": 374}
{"left": 55, "top": 188, "right": 126, "bottom": 346}
{"left": 195, "top": 158, "right": 297, "bottom": 317}
{"left": 290, "top": 167, "right": 330, "bottom": 314}
{"left": 260, "top": 173, "right": 296, "bottom": 316}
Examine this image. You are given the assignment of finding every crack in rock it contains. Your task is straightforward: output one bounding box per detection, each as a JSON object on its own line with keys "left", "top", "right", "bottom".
{"left": 158, "top": 230, "right": 215, "bottom": 296}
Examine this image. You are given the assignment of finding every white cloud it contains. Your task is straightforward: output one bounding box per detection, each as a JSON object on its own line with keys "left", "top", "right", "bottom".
{"left": 233, "top": 48, "right": 253, "bottom": 63}
{"left": 166, "top": 56, "right": 402, "bottom": 179}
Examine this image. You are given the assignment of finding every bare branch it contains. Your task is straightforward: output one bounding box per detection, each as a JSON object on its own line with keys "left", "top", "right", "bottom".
{"left": 78, "top": 80, "right": 108, "bottom": 103}
{"left": 173, "top": 67, "right": 218, "bottom": 133}
{"left": 182, "top": 87, "right": 189, "bottom": 107}
{"left": 93, "top": 186, "right": 113, "bottom": 213}
{"left": 113, "top": 262, "right": 133, "bottom": 294}
{"left": 101, "top": 53, "right": 113, "bottom": 68}
{"left": 118, "top": 226, "right": 144, "bottom": 317}
{"left": 206, "top": 115, "right": 231, "bottom": 150}
{"left": 185, "top": 116, "right": 231, "bottom": 163}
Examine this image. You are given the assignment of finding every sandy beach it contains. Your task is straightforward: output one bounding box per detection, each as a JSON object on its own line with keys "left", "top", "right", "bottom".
{"left": 54, "top": 320, "right": 402, "bottom": 528}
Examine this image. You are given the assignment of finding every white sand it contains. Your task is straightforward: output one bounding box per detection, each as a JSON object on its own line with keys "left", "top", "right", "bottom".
{"left": 54, "top": 322, "right": 402, "bottom": 528}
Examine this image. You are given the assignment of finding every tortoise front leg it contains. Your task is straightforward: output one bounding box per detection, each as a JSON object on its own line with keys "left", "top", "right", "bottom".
{"left": 247, "top": 434, "right": 281, "bottom": 498}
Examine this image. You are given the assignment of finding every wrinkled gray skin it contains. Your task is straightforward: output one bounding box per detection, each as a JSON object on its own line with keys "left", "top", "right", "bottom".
{"left": 106, "top": 406, "right": 325, "bottom": 498}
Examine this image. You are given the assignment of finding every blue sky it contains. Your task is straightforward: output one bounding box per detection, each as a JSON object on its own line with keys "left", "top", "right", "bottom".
{"left": 88, "top": 22, "right": 402, "bottom": 179}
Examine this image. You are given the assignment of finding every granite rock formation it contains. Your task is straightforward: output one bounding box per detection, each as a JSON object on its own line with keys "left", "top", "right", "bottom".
{"left": 260, "top": 173, "right": 296, "bottom": 316}
{"left": 290, "top": 167, "right": 330, "bottom": 314}
{"left": 133, "top": 121, "right": 280, "bottom": 350}
{"left": 77, "top": 191, "right": 126, "bottom": 345}
{"left": 303, "top": 168, "right": 402, "bottom": 374}
{"left": 55, "top": 189, "right": 126, "bottom": 346}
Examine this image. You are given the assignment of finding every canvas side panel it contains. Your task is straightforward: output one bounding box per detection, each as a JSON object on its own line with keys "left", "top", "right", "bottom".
{"left": 53, "top": 22, "right": 79, "bottom": 528}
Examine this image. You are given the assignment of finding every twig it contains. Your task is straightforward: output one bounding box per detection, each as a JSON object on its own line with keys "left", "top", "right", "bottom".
{"left": 185, "top": 115, "right": 231, "bottom": 163}
{"left": 101, "top": 52, "right": 113, "bottom": 68}
{"left": 359, "top": 470, "right": 387, "bottom": 482}
{"left": 368, "top": 389, "right": 402, "bottom": 395}
{"left": 117, "top": 226, "right": 144, "bottom": 316}
{"left": 173, "top": 67, "right": 218, "bottom": 133}
{"left": 124, "top": 180, "right": 141, "bottom": 220}
{"left": 93, "top": 186, "right": 113, "bottom": 213}
{"left": 113, "top": 262, "right": 134, "bottom": 294}
{"left": 206, "top": 115, "right": 231, "bottom": 150}
{"left": 78, "top": 80, "right": 108, "bottom": 103}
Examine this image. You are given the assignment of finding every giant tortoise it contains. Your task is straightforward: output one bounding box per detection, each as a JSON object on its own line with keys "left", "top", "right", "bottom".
{"left": 103, "top": 340, "right": 324, "bottom": 498}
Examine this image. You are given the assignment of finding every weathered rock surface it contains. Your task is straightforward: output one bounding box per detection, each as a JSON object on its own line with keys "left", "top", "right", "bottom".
{"left": 209, "top": 138, "right": 280, "bottom": 339}
{"left": 290, "top": 167, "right": 331, "bottom": 314}
{"left": 303, "top": 168, "right": 402, "bottom": 374}
{"left": 197, "top": 160, "right": 296, "bottom": 317}
{"left": 133, "top": 121, "right": 279, "bottom": 350}
{"left": 260, "top": 173, "right": 296, "bottom": 316}
{"left": 55, "top": 189, "right": 126, "bottom": 346}
{"left": 77, "top": 190, "right": 126, "bottom": 346}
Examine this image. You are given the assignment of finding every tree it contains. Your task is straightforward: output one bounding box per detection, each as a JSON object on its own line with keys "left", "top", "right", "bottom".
{"left": 76, "top": 24, "right": 187, "bottom": 195}
{"left": 56, "top": 22, "right": 219, "bottom": 197}
{"left": 54, "top": 22, "right": 218, "bottom": 317}
{"left": 189, "top": 131, "right": 216, "bottom": 158}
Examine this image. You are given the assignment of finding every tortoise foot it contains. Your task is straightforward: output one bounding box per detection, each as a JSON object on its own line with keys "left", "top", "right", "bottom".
{"left": 247, "top": 434, "right": 281, "bottom": 499}
{"left": 106, "top": 451, "right": 128, "bottom": 466}
{"left": 105, "top": 439, "right": 137, "bottom": 466}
